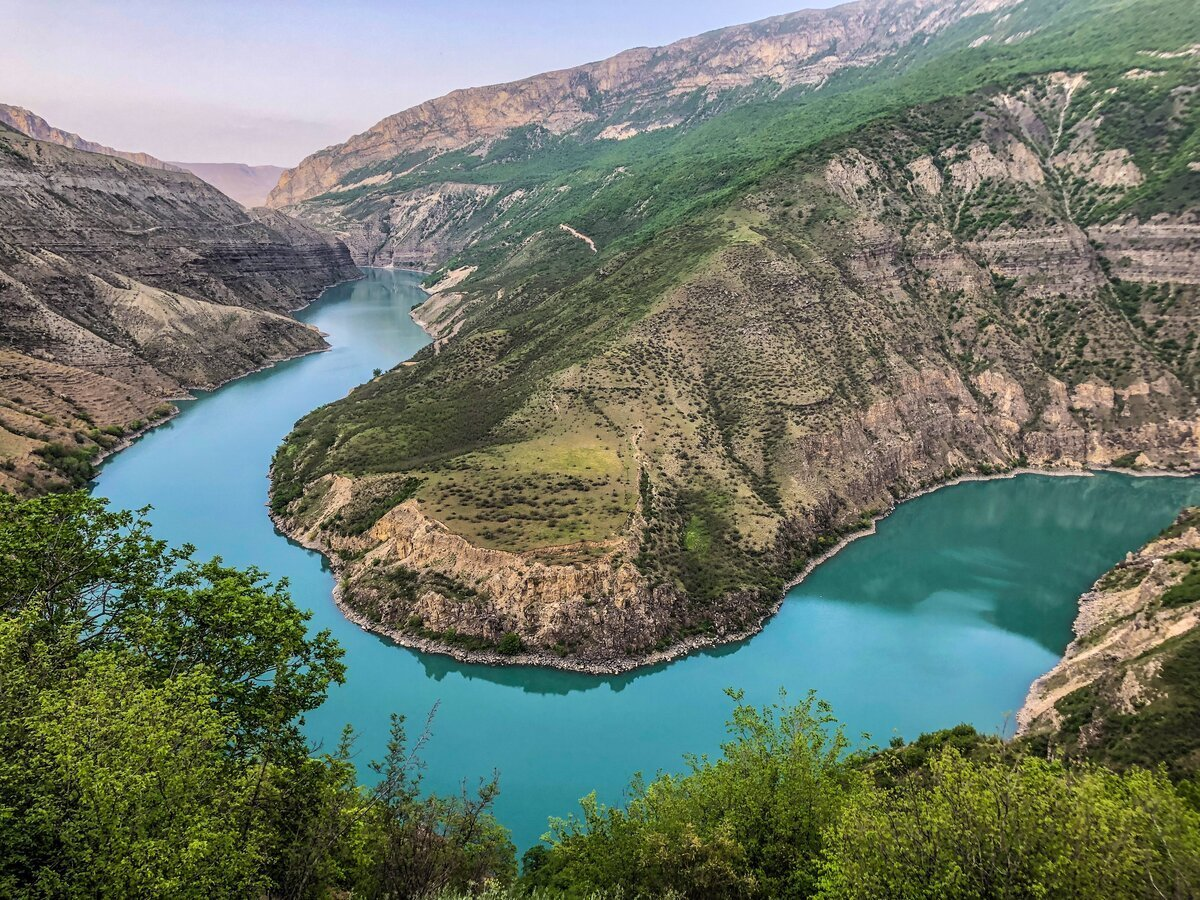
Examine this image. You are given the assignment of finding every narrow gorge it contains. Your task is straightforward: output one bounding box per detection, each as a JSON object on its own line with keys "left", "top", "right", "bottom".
{"left": 0, "top": 121, "right": 358, "bottom": 494}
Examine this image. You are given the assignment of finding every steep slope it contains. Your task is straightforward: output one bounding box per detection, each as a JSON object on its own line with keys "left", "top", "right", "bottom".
{"left": 266, "top": 0, "right": 1022, "bottom": 262}
{"left": 0, "top": 103, "right": 181, "bottom": 172}
{"left": 0, "top": 124, "right": 359, "bottom": 494}
{"left": 172, "top": 162, "right": 287, "bottom": 207}
{"left": 271, "top": 0, "right": 1200, "bottom": 670}
{"left": 1020, "top": 508, "right": 1200, "bottom": 778}
{"left": 0, "top": 106, "right": 288, "bottom": 207}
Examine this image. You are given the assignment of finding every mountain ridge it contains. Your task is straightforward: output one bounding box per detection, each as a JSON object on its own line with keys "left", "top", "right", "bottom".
{"left": 269, "top": 0, "right": 1200, "bottom": 669}
{"left": 266, "top": 0, "right": 1021, "bottom": 211}
{"left": 0, "top": 103, "right": 182, "bottom": 172}
{"left": 0, "top": 104, "right": 290, "bottom": 207}
{"left": 0, "top": 124, "right": 358, "bottom": 494}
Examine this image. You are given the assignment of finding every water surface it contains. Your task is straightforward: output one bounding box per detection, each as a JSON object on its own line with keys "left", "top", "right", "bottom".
{"left": 96, "top": 269, "right": 1200, "bottom": 849}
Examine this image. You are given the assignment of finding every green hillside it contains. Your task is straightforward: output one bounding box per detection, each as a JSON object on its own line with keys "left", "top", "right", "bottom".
{"left": 272, "top": 0, "right": 1200, "bottom": 667}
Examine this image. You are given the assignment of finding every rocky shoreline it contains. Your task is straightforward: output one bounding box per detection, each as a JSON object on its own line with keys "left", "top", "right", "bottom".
{"left": 272, "top": 462, "right": 1196, "bottom": 677}
{"left": 1015, "top": 506, "right": 1200, "bottom": 742}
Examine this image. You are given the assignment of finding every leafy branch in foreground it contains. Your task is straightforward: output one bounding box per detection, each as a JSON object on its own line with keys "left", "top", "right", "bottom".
{"left": 0, "top": 492, "right": 512, "bottom": 899}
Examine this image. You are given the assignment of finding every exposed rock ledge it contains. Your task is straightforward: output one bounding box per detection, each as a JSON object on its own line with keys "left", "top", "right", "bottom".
{"left": 1018, "top": 507, "right": 1200, "bottom": 736}
{"left": 274, "top": 466, "right": 1195, "bottom": 676}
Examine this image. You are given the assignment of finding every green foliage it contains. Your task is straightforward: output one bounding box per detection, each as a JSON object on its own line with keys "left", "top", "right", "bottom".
{"left": 354, "top": 712, "right": 516, "bottom": 897}
{"left": 1111, "top": 451, "right": 1143, "bottom": 469}
{"left": 498, "top": 632, "right": 524, "bottom": 656}
{"left": 524, "top": 690, "right": 864, "bottom": 899}
{"left": 32, "top": 441, "right": 97, "bottom": 488}
{"left": 0, "top": 493, "right": 514, "bottom": 898}
{"left": 1162, "top": 564, "right": 1200, "bottom": 608}
{"left": 513, "top": 686, "right": 1200, "bottom": 900}
{"left": 326, "top": 475, "right": 425, "bottom": 536}
{"left": 820, "top": 751, "right": 1200, "bottom": 899}
{"left": 1050, "top": 630, "right": 1200, "bottom": 780}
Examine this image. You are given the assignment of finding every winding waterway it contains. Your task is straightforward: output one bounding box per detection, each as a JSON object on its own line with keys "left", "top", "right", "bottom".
{"left": 95, "top": 268, "right": 1200, "bottom": 850}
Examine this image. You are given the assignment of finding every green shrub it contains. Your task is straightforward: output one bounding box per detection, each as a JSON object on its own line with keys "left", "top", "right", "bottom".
{"left": 497, "top": 632, "right": 524, "bottom": 656}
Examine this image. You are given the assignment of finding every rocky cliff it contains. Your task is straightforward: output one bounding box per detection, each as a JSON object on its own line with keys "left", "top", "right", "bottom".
{"left": 267, "top": 0, "right": 1021, "bottom": 243}
{"left": 0, "top": 123, "right": 359, "bottom": 494}
{"left": 270, "top": 0, "right": 1200, "bottom": 670}
{"left": 1019, "top": 507, "right": 1200, "bottom": 777}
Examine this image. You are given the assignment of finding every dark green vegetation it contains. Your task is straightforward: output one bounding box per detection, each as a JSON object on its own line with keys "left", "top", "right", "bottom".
{"left": 0, "top": 493, "right": 512, "bottom": 898}
{"left": 272, "top": 0, "right": 1200, "bottom": 663}
{"left": 514, "top": 696, "right": 1200, "bottom": 900}
{"left": 6, "top": 492, "right": 1200, "bottom": 897}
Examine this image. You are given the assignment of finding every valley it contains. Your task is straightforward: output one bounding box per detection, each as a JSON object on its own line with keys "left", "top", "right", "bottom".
{"left": 0, "top": 123, "right": 358, "bottom": 493}
{"left": 4, "top": 0, "right": 1200, "bottom": 892}
{"left": 88, "top": 266, "right": 1200, "bottom": 852}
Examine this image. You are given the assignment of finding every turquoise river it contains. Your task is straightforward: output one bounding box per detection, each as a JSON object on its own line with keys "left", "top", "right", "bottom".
{"left": 95, "top": 268, "right": 1200, "bottom": 851}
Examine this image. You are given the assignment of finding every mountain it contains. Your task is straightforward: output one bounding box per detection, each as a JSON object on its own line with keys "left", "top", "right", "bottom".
{"left": 268, "top": 0, "right": 1200, "bottom": 671}
{"left": 0, "top": 106, "right": 287, "bottom": 207}
{"left": 171, "top": 162, "right": 287, "bottom": 207}
{"left": 266, "top": 0, "right": 1020, "bottom": 216}
{"left": 1020, "top": 508, "right": 1200, "bottom": 778}
{"left": 0, "top": 103, "right": 182, "bottom": 172}
{"left": 0, "top": 123, "right": 359, "bottom": 495}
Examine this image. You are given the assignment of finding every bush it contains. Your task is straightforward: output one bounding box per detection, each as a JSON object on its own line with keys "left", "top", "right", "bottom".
{"left": 497, "top": 632, "right": 524, "bottom": 655}
{"left": 0, "top": 493, "right": 514, "bottom": 899}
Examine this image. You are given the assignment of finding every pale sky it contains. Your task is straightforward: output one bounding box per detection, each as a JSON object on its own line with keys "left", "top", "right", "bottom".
{"left": 1, "top": 0, "right": 842, "bottom": 167}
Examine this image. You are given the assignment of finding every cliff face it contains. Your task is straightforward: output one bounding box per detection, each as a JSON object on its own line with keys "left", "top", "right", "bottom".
{"left": 267, "top": 0, "right": 1019, "bottom": 213}
{"left": 1019, "top": 508, "right": 1200, "bottom": 777}
{"left": 0, "top": 124, "right": 359, "bottom": 494}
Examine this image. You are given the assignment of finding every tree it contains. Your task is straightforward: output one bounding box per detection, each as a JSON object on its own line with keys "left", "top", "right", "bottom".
{"left": 818, "top": 749, "right": 1200, "bottom": 899}
{"left": 0, "top": 492, "right": 516, "bottom": 898}
{"left": 0, "top": 492, "right": 345, "bottom": 758}
{"left": 526, "top": 689, "right": 865, "bottom": 899}
{"left": 356, "top": 711, "right": 516, "bottom": 898}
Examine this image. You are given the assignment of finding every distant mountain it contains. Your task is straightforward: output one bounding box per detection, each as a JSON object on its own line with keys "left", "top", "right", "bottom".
{"left": 0, "top": 103, "right": 182, "bottom": 172}
{"left": 171, "top": 162, "right": 287, "bottom": 208}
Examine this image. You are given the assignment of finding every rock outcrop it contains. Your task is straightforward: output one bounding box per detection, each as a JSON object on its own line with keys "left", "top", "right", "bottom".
{"left": 0, "top": 123, "right": 359, "bottom": 494}
{"left": 1018, "top": 508, "right": 1200, "bottom": 776}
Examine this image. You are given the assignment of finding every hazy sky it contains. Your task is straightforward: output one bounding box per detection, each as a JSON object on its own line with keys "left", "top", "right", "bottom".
{"left": 2, "top": 0, "right": 842, "bottom": 166}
